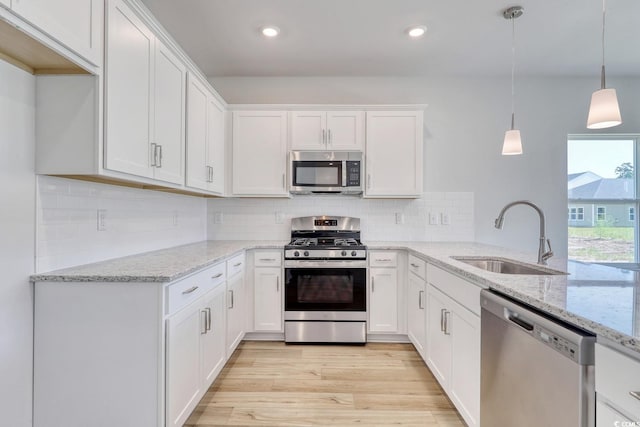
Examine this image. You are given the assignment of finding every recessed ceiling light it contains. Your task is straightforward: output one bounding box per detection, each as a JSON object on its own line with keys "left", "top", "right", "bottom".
{"left": 407, "top": 26, "right": 427, "bottom": 38}
{"left": 261, "top": 26, "right": 280, "bottom": 38}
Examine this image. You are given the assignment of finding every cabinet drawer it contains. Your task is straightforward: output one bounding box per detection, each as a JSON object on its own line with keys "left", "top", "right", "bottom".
{"left": 408, "top": 254, "right": 426, "bottom": 280}
{"left": 596, "top": 344, "right": 640, "bottom": 419}
{"left": 369, "top": 251, "right": 398, "bottom": 267}
{"left": 427, "top": 264, "right": 481, "bottom": 316}
{"left": 227, "top": 252, "right": 246, "bottom": 277}
{"left": 254, "top": 251, "right": 282, "bottom": 267}
{"left": 166, "top": 267, "right": 215, "bottom": 315}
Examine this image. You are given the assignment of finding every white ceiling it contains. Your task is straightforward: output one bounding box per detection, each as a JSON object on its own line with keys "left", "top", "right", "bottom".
{"left": 139, "top": 0, "right": 640, "bottom": 78}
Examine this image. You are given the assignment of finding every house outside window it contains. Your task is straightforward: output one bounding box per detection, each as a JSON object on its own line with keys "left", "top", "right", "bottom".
{"left": 596, "top": 206, "right": 606, "bottom": 222}
{"left": 568, "top": 207, "right": 584, "bottom": 221}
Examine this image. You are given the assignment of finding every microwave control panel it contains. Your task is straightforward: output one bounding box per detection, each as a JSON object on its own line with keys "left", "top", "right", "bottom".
{"left": 346, "top": 161, "right": 361, "bottom": 186}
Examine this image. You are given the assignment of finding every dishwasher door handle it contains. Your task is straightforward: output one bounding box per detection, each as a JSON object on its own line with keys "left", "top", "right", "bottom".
{"left": 508, "top": 314, "right": 534, "bottom": 331}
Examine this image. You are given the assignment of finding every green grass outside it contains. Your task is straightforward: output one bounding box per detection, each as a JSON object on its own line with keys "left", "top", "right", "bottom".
{"left": 568, "top": 226, "right": 634, "bottom": 241}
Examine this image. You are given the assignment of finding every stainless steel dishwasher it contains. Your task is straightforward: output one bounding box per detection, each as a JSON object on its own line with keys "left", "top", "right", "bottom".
{"left": 480, "top": 289, "right": 596, "bottom": 427}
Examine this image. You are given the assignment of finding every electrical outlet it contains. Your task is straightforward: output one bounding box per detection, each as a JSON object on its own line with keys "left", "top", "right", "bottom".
{"left": 441, "top": 212, "right": 451, "bottom": 225}
{"left": 172, "top": 211, "right": 179, "bottom": 227}
{"left": 429, "top": 212, "right": 439, "bottom": 225}
{"left": 395, "top": 212, "right": 405, "bottom": 224}
{"left": 213, "top": 212, "right": 223, "bottom": 224}
{"left": 97, "top": 209, "right": 107, "bottom": 231}
{"left": 275, "top": 211, "right": 284, "bottom": 224}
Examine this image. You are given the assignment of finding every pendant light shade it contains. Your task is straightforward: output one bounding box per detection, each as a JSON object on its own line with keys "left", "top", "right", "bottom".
{"left": 587, "top": 87, "right": 622, "bottom": 129}
{"left": 587, "top": 0, "right": 621, "bottom": 129}
{"left": 501, "top": 6, "right": 524, "bottom": 156}
{"left": 502, "top": 129, "right": 523, "bottom": 155}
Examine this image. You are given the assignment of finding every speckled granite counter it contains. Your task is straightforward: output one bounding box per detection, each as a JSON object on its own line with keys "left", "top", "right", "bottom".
{"left": 30, "top": 240, "right": 287, "bottom": 283}
{"left": 32, "top": 240, "right": 640, "bottom": 356}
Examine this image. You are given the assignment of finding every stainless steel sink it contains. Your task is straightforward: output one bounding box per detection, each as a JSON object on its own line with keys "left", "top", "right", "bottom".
{"left": 451, "top": 256, "right": 566, "bottom": 275}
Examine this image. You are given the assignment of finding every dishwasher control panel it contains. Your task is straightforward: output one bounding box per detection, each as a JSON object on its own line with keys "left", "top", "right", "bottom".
{"left": 534, "top": 325, "right": 579, "bottom": 362}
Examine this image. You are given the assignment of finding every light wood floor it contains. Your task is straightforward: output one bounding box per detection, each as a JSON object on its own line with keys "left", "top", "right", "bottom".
{"left": 185, "top": 341, "right": 466, "bottom": 426}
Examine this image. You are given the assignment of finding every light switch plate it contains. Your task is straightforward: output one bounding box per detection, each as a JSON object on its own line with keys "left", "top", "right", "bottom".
{"left": 172, "top": 211, "right": 179, "bottom": 226}
{"left": 214, "top": 212, "right": 223, "bottom": 224}
{"left": 441, "top": 213, "right": 450, "bottom": 225}
{"left": 429, "top": 212, "right": 439, "bottom": 225}
{"left": 395, "top": 212, "right": 405, "bottom": 224}
{"left": 275, "top": 211, "right": 284, "bottom": 224}
{"left": 97, "top": 209, "right": 107, "bottom": 231}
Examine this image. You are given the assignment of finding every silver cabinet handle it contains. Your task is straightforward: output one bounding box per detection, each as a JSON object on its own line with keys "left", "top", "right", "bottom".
{"left": 328, "top": 128, "right": 332, "bottom": 144}
{"left": 182, "top": 285, "right": 198, "bottom": 295}
{"left": 276, "top": 276, "right": 280, "bottom": 292}
{"left": 228, "top": 290, "right": 234, "bottom": 309}
{"left": 630, "top": 391, "right": 640, "bottom": 401}
{"left": 440, "top": 308, "right": 446, "bottom": 332}
{"left": 419, "top": 290, "right": 424, "bottom": 309}
{"left": 212, "top": 273, "right": 223, "bottom": 279}
{"left": 259, "top": 258, "right": 276, "bottom": 262}
{"left": 150, "top": 143, "right": 157, "bottom": 167}
{"left": 444, "top": 310, "right": 451, "bottom": 335}
{"left": 322, "top": 129, "right": 326, "bottom": 145}
{"left": 282, "top": 173, "right": 285, "bottom": 189}
{"left": 410, "top": 263, "right": 419, "bottom": 268}
{"left": 371, "top": 276, "right": 375, "bottom": 293}
{"left": 233, "top": 262, "right": 242, "bottom": 267}
{"left": 367, "top": 173, "right": 371, "bottom": 189}
{"left": 209, "top": 166, "right": 214, "bottom": 183}
{"left": 157, "top": 145, "right": 163, "bottom": 168}
{"left": 200, "top": 309, "right": 207, "bottom": 334}
{"left": 205, "top": 307, "right": 211, "bottom": 332}
{"left": 376, "top": 258, "right": 392, "bottom": 262}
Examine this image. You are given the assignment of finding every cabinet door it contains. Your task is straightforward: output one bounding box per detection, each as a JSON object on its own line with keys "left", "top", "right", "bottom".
{"left": 290, "top": 111, "right": 326, "bottom": 150}
{"left": 152, "top": 41, "right": 185, "bottom": 185}
{"left": 365, "top": 111, "right": 423, "bottom": 197}
{"left": 232, "top": 111, "right": 288, "bottom": 196}
{"left": 254, "top": 267, "right": 282, "bottom": 332}
{"left": 12, "top": 0, "right": 103, "bottom": 65}
{"left": 185, "top": 75, "right": 209, "bottom": 191}
{"left": 368, "top": 267, "right": 398, "bottom": 333}
{"left": 166, "top": 301, "right": 203, "bottom": 427}
{"left": 596, "top": 400, "right": 633, "bottom": 426}
{"left": 207, "top": 96, "right": 225, "bottom": 195}
{"left": 326, "top": 111, "right": 363, "bottom": 150}
{"left": 105, "top": 0, "right": 154, "bottom": 179}
{"left": 226, "top": 271, "right": 245, "bottom": 356}
{"left": 426, "top": 285, "right": 451, "bottom": 388}
{"left": 201, "top": 285, "right": 226, "bottom": 389}
{"left": 407, "top": 273, "right": 426, "bottom": 359}
{"left": 449, "top": 304, "right": 480, "bottom": 427}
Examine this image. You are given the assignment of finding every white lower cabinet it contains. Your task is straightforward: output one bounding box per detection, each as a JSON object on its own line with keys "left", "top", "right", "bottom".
{"left": 425, "top": 264, "right": 480, "bottom": 427}
{"left": 368, "top": 251, "right": 399, "bottom": 333}
{"left": 226, "top": 253, "right": 246, "bottom": 356}
{"left": 253, "top": 251, "right": 283, "bottom": 332}
{"left": 407, "top": 255, "right": 427, "bottom": 358}
{"left": 595, "top": 343, "right": 640, "bottom": 425}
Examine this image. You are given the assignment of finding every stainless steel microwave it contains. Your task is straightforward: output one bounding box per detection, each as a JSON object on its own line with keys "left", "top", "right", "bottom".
{"left": 290, "top": 151, "right": 363, "bottom": 195}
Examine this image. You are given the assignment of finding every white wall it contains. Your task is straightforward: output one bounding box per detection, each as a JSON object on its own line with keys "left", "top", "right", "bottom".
{"left": 0, "top": 61, "right": 35, "bottom": 427}
{"left": 36, "top": 176, "right": 208, "bottom": 272}
{"left": 211, "top": 75, "right": 640, "bottom": 259}
{"left": 207, "top": 192, "right": 473, "bottom": 241}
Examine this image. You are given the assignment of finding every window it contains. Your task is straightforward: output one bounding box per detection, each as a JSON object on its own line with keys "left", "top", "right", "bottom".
{"left": 568, "top": 137, "right": 637, "bottom": 263}
{"left": 568, "top": 207, "right": 584, "bottom": 221}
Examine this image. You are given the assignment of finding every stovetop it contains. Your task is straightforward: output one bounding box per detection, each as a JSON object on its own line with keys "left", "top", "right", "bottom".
{"left": 285, "top": 215, "right": 367, "bottom": 260}
{"left": 288, "top": 237, "right": 362, "bottom": 248}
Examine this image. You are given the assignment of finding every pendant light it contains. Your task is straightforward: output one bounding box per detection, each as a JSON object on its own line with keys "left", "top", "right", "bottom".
{"left": 502, "top": 6, "right": 524, "bottom": 156}
{"left": 587, "top": 0, "right": 621, "bottom": 129}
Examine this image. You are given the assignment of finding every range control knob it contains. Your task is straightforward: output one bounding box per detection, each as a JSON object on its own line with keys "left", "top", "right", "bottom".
{"left": 293, "top": 251, "right": 300, "bottom": 257}
{"left": 303, "top": 251, "right": 309, "bottom": 257}
{"left": 341, "top": 250, "right": 347, "bottom": 256}
{"left": 351, "top": 250, "right": 358, "bottom": 257}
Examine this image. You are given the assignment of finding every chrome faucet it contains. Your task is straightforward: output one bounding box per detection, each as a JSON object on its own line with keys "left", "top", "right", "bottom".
{"left": 494, "top": 200, "right": 553, "bottom": 265}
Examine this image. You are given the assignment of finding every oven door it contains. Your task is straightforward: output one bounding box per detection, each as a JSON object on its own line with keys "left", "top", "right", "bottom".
{"left": 284, "top": 261, "right": 366, "bottom": 314}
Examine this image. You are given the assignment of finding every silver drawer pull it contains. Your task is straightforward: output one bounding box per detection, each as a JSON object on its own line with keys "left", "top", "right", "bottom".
{"left": 233, "top": 262, "right": 242, "bottom": 267}
{"left": 418, "top": 290, "right": 424, "bottom": 309}
{"left": 259, "top": 258, "right": 276, "bottom": 262}
{"left": 410, "top": 263, "right": 419, "bottom": 268}
{"left": 376, "top": 258, "right": 392, "bottom": 262}
{"left": 205, "top": 307, "right": 211, "bottom": 332}
{"left": 212, "top": 273, "right": 223, "bottom": 279}
{"left": 630, "top": 391, "right": 640, "bottom": 401}
{"left": 182, "top": 286, "right": 199, "bottom": 295}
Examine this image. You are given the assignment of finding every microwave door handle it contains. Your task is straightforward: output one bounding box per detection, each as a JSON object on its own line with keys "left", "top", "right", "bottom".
{"left": 342, "top": 161, "right": 347, "bottom": 187}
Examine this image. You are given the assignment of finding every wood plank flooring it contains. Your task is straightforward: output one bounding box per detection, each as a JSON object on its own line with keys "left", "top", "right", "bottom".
{"left": 185, "top": 341, "right": 466, "bottom": 426}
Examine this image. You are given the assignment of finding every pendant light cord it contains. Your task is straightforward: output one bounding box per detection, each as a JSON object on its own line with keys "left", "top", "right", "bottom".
{"left": 601, "top": 0, "right": 606, "bottom": 89}
{"left": 510, "top": 13, "right": 516, "bottom": 130}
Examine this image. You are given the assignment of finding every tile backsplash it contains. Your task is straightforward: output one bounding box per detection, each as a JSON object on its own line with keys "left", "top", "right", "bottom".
{"left": 36, "top": 176, "right": 207, "bottom": 272}
{"left": 207, "top": 192, "right": 474, "bottom": 242}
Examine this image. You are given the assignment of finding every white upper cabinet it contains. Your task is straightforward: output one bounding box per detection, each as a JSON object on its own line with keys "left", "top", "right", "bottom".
{"left": 232, "top": 111, "right": 288, "bottom": 196}
{"left": 11, "top": 0, "right": 103, "bottom": 66}
{"left": 105, "top": 0, "right": 187, "bottom": 185}
{"left": 105, "top": 0, "right": 154, "bottom": 179}
{"left": 152, "top": 41, "right": 186, "bottom": 185}
{"left": 290, "top": 110, "right": 363, "bottom": 151}
{"left": 365, "top": 110, "right": 424, "bottom": 198}
{"left": 185, "top": 74, "right": 225, "bottom": 195}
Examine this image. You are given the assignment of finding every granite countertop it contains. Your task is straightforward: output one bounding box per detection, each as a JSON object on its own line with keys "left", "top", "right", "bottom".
{"left": 32, "top": 240, "right": 640, "bottom": 356}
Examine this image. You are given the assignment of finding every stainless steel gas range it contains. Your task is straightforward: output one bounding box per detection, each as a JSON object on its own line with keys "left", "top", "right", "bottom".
{"left": 284, "top": 216, "right": 367, "bottom": 344}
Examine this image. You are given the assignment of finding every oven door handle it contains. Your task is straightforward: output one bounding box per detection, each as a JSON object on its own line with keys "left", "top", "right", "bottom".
{"left": 284, "top": 260, "right": 367, "bottom": 268}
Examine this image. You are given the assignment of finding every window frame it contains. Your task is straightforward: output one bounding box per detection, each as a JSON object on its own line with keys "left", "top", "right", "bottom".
{"left": 596, "top": 206, "right": 607, "bottom": 222}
